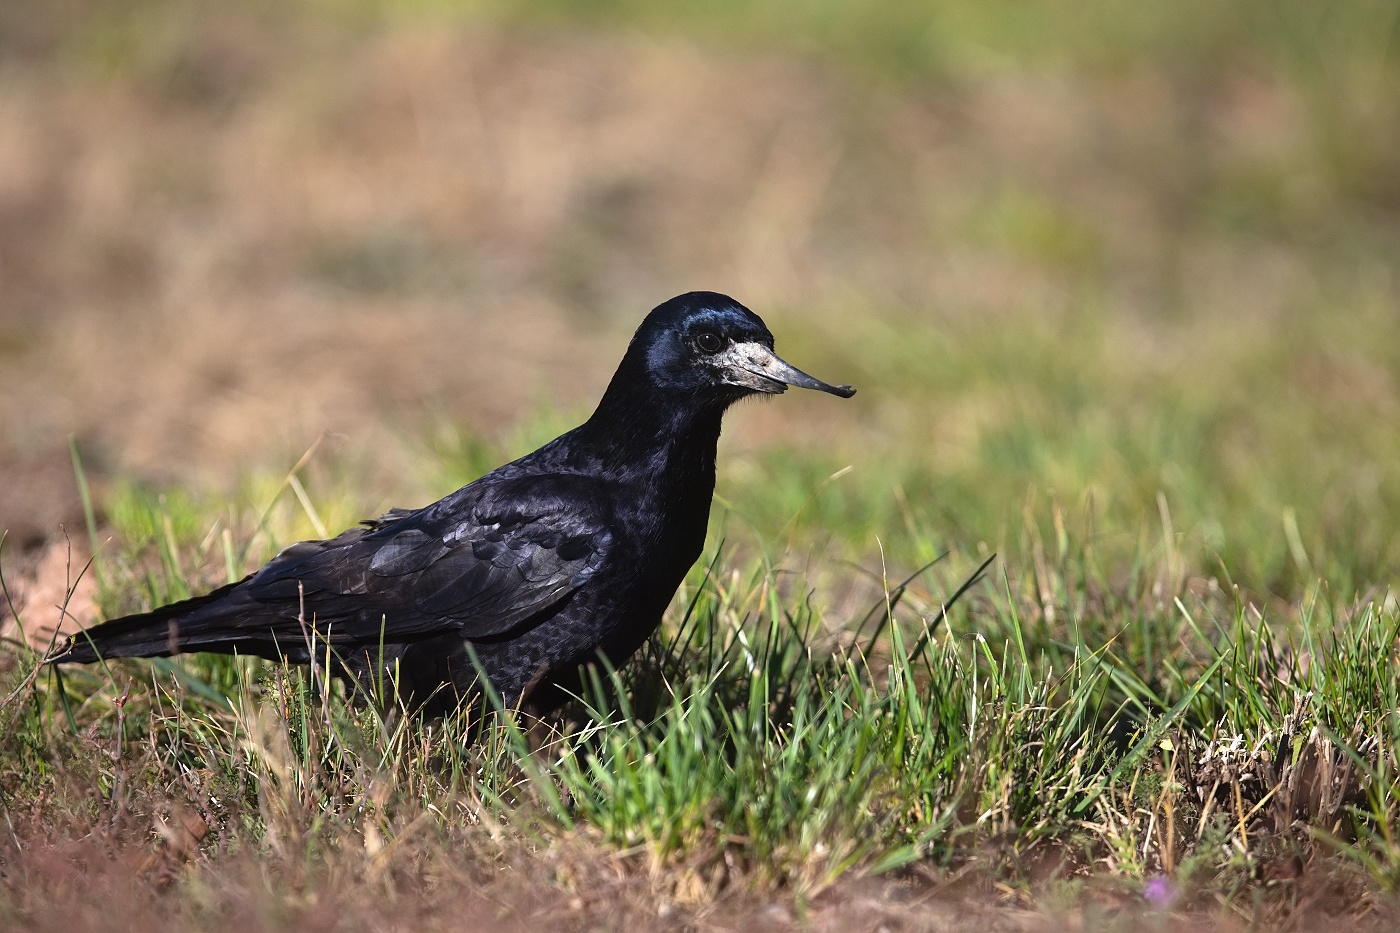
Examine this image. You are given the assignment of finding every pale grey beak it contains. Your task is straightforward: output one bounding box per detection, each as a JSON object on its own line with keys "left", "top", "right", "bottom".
{"left": 719, "top": 342, "right": 856, "bottom": 398}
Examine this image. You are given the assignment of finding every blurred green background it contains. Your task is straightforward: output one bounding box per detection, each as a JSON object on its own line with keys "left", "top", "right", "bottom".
{"left": 1, "top": 0, "right": 1397, "bottom": 604}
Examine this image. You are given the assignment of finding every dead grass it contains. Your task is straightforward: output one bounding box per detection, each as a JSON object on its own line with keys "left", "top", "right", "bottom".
{"left": 2, "top": 767, "right": 1395, "bottom": 933}
{"left": 3, "top": 7, "right": 1388, "bottom": 534}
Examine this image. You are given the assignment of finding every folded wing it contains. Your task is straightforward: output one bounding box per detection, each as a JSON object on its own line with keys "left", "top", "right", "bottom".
{"left": 54, "top": 474, "right": 614, "bottom": 663}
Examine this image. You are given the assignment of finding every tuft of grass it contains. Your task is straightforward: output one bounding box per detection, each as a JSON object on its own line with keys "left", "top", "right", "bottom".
{"left": 4, "top": 444, "right": 1400, "bottom": 926}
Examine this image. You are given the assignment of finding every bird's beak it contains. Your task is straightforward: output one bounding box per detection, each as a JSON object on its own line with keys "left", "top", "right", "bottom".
{"left": 720, "top": 342, "right": 856, "bottom": 398}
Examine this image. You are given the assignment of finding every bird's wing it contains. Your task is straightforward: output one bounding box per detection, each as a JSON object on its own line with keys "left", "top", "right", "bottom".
{"left": 359, "top": 507, "right": 416, "bottom": 531}
{"left": 241, "top": 474, "right": 614, "bottom": 643}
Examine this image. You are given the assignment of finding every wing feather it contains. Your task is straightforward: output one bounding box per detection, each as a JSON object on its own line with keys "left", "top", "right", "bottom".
{"left": 237, "top": 474, "right": 613, "bottom": 645}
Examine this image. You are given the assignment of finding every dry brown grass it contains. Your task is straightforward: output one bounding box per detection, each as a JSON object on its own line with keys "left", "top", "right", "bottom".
{"left": 3, "top": 775, "right": 1394, "bottom": 933}
{"left": 1, "top": 4, "right": 1369, "bottom": 538}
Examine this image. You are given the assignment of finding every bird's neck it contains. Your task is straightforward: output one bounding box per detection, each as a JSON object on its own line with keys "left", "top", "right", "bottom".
{"left": 573, "top": 374, "right": 726, "bottom": 489}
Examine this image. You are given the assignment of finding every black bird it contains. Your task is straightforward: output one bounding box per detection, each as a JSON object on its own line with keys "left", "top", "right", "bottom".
{"left": 49, "top": 292, "right": 855, "bottom": 715}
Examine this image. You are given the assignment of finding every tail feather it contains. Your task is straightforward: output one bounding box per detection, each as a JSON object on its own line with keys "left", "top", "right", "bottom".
{"left": 49, "top": 580, "right": 267, "bottom": 664}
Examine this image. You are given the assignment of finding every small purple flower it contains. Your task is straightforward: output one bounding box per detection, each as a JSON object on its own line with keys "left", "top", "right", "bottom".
{"left": 1143, "top": 874, "right": 1178, "bottom": 910}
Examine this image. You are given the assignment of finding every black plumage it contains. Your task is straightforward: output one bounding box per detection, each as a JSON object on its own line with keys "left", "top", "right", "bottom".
{"left": 49, "top": 292, "right": 855, "bottom": 715}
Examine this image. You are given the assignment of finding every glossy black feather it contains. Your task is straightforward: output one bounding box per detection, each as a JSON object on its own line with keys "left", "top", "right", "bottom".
{"left": 50, "top": 292, "right": 854, "bottom": 715}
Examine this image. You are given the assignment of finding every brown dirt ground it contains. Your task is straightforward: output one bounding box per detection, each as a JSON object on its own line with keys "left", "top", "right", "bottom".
{"left": 4, "top": 791, "right": 1396, "bottom": 933}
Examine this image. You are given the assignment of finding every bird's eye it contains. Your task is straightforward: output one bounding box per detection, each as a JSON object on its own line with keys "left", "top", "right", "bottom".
{"left": 694, "top": 332, "right": 725, "bottom": 354}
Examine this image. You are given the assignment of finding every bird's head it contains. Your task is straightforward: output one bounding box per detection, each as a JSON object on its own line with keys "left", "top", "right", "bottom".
{"left": 629, "top": 292, "right": 856, "bottom": 403}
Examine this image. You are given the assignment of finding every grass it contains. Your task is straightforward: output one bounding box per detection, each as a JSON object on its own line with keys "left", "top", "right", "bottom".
{"left": 4, "top": 324, "right": 1400, "bottom": 926}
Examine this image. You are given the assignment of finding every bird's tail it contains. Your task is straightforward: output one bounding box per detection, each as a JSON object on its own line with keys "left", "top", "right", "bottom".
{"left": 48, "top": 580, "right": 254, "bottom": 664}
